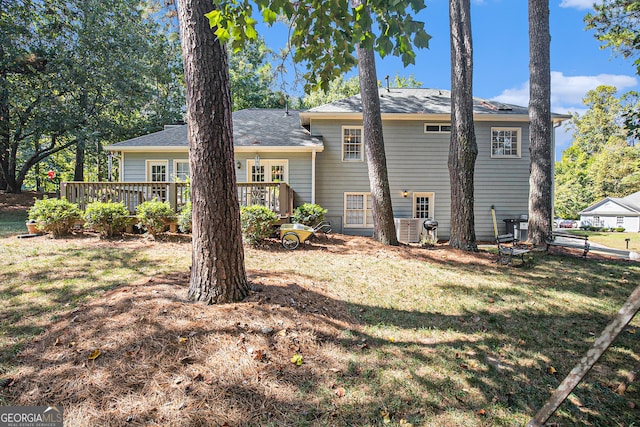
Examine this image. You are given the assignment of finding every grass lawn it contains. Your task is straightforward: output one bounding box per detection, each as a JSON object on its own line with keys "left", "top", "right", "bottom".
{"left": 0, "top": 196, "right": 638, "bottom": 426}
{"left": 565, "top": 230, "right": 640, "bottom": 252}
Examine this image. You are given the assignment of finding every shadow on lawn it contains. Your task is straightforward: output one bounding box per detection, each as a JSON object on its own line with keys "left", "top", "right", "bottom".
{"left": 2, "top": 253, "right": 639, "bottom": 426}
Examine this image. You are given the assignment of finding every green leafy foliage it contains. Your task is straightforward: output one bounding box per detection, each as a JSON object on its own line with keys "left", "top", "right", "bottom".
{"left": 84, "top": 201, "right": 130, "bottom": 238}
{"left": 28, "top": 197, "right": 82, "bottom": 238}
{"left": 1, "top": 0, "right": 185, "bottom": 192}
{"left": 555, "top": 86, "right": 640, "bottom": 218}
{"left": 209, "top": 0, "right": 430, "bottom": 92}
{"left": 292, "top": 203, "right": 327, "bottom": 226}
{"left": 240, "top": 205, "right": 278, "bottom": 245}
{"left": 135, "top": 199, "right": 176, "bottom": 237}
{"left": 585, "top": 1, "right": 640, "bottom": 142}
{"left": 177, "top": 201, "right": 192, "bottom": 234}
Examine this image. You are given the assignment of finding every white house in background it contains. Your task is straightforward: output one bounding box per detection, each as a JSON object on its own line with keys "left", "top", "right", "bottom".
{"left": 579, "top": 191, "right": 640, "bottom": 232}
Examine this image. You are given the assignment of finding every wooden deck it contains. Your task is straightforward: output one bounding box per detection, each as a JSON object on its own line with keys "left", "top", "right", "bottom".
{"left": 60, "top": 181, "right": 293, "bottom": 217}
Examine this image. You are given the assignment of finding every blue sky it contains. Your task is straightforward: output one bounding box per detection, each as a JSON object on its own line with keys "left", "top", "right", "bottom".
{"left": 258, "top": 0, "right": 639, "bottom": 160}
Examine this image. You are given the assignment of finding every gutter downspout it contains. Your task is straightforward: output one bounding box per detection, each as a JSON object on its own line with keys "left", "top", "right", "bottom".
{"left": 311, "top": 149, "right": 317, "bottom": 204}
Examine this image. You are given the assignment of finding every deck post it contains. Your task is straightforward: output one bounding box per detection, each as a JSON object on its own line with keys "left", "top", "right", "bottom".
{"left": 279, "top": 182, "right": 288, "bottom": 217}
{"left": 168, "top": 183, "right": 178, "bottom": 212}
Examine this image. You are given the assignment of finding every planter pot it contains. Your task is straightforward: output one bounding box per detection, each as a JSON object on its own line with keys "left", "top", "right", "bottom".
{"left": 26, "top": 222, "right": 42, "bottom": 235}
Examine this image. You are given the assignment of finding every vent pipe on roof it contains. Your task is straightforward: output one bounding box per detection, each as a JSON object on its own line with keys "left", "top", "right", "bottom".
{"left": 284, "top": 95, "right": 290, "bottom": 116}
{"left": 384, "top": 75, "right": 390, "bottom": 92}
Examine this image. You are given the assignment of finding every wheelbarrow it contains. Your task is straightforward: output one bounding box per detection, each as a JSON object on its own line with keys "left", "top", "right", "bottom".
{"left": 280, "top": 221, "right": 331, "bottom": 250}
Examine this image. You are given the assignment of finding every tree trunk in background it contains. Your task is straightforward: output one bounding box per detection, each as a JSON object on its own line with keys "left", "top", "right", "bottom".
{"left": 528, "top": 0, "right": 553, "bottom": 245}
{"left": 448, "top": 0, "right": 478, "bottom": 251}
{"left": 74, "top": 135, "right": 85, "bottom": 182}
{"left": 357, "top": 41, "right": 398, "bottom": 246}
{"left": 176, "top": 0, "right": 248, "bottom": 303}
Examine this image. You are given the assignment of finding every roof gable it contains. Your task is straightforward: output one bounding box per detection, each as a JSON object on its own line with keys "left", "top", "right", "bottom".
{"left": 580, "top": 193, "right": 640, "bottom": 215}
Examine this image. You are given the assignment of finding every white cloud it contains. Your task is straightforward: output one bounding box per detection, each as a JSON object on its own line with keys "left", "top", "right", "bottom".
{"left": 491, "top": 71, "right": 638, "bottom": 159}
{"left": 558, "top": 0, "right": 602, "bottom": 10}
{"left": 491, "top": 71, "right": 638, "bottom": 114}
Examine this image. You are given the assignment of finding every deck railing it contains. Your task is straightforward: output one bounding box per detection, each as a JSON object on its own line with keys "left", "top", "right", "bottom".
{"left": 60, "top": 181, "right": 293, "bottom": 217}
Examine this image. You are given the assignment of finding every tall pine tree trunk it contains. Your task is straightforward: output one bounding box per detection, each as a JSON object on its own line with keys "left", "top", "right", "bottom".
{"left": 448, "top": 0, "right": 478, "bottom": 251}
{"left": 176, "top": 0, "right": 248, "bottom": 303}
{"left": 528, "top": 0, "right": 552, "bottom": 245}
{"left": 357, "top": 41, "right": 398, "bottom": 246}
{"left": 74, "top": 135, "right": 85, "bottom": 182}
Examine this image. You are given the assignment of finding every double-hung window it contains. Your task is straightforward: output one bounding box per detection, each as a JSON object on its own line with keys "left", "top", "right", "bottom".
{"left": 491, "top": 127, "right": 521, "bottom": 158}
{"left": 344, "top": 192, "right": 373, "bottom": 228}
{"left": 174, "top": 160, "right": 190, "bottom": 181}
{"left": 342, "top": 126, "right": 363, "bottom": 161}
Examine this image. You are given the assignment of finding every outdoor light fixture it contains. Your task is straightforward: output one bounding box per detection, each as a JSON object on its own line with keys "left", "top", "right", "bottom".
{"left": 403, "top": 190, "right": 408, "bottom": 198}
{"left": 236, "top": 161, "right": 241, "bottom": 169}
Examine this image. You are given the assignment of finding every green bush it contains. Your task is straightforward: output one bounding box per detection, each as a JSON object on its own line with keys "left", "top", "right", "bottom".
{"left": 84, "top": 201, "right": 130, "bottom": 238}
{"left": 615, "top": 227, "right": 626, "bottom": 232}
{"left": 178, "top": 201, "right": 192, "bottom": 233}
{"left": 240, "top": 205, "right": 278, "bottom": 245}
{"left": 136, "top": 199, "right": 176, "bottom": 237}
{"left": 28, "top": 197, "right": 82, "bottom": 238}
{"left": 292, "top": 203, "right": 327, "bottom": 226}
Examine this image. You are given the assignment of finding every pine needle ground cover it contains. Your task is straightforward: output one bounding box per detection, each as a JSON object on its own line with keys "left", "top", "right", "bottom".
{"left": 0, "top": 232, "right": 638, "bottom": 426}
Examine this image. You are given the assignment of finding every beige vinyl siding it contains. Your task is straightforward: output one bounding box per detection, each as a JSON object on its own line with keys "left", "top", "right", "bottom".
{"left": 312, "top": 119, "right": 532, "bottom": 240}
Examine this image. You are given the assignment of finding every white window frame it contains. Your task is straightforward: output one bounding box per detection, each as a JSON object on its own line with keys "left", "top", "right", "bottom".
{"left": 490, "top": 127, "right": 521, "bottom": 158}
{"left": 173, "top": 160, "right": 190, "bottom": 182}
{"left": 246, "top": 159, "right": 289, "bottom": 183}
{"left": 424, "top": 123, "right": 451, "bottom": 133}
{"left": 146, "top": 160, "right": 168, "bottom": 182}
{"left": 344, "top": 192, "right": 373, "bottom": 228}
{"left": 412, "top": 192, "right": 435, "bottom": 219}
{"left": 341, "top": 126, "right": 364, "bottom": 162}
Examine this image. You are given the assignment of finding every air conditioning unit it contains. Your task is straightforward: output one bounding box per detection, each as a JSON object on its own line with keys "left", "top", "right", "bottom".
{"left": 394, "top": 218, "right": 425, "bottom": 243}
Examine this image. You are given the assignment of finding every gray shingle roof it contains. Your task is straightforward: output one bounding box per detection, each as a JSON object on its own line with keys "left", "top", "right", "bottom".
{"left": 106, "top": 109, "right": 322, "bottom": 150}
{"left": 303, "top": 87, "right": 568, "bottom": 119}
{"left": 580, "top": 191, "right": 640, "bottom": 214}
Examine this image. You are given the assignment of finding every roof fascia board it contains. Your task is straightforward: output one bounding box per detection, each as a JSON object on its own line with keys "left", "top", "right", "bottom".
{"left": 106, "top": 145, "right": 324, "bottom": 153}
{"left": 300, "top": 112, "right": 570, "bottom": 123}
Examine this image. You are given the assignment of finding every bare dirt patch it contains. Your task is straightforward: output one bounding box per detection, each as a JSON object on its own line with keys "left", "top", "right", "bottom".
{"left": 0, "top": 190, "right": 49, "bottom": 213}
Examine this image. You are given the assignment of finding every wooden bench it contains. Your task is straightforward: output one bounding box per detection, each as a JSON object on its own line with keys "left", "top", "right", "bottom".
{"left": 546, "top": 231, "right": 590, "bottom": 257}
{"left": 496, "top": 233, "right": 531, "bottom": 265}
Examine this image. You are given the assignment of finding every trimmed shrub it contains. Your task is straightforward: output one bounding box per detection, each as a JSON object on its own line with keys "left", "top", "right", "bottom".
{"left": 615, "top": 227, "right": 625, "bottom": 232}
{"left": 84, "top": 201, "right": 130, "bottom": 238}
{"left": 240, "top": 205, "right": 278, "bottom": 245}
{"left": 177, "top": 201, "right": 192, "bottom": 233}
{"left": 292, "top": 203, "right": 327, "bottom": 226}
{"left": 136, "top": 199, "right": 176, "bottom": 237}
{"left": 28, "top": 197, "right": 82, "bottom": 238}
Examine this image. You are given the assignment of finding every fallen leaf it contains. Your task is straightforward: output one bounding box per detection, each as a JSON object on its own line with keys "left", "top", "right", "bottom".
{"left": 87, "top": 349, "right": 101, "bottom": 360}
{"left": 399, "top": 420, "right": 414, "bottom": 426}
{"left": 54, "top": 337, "right": 62, "bottom": 346}
{"left": 380, "top": 409, "right": 391, "bottom": 423}
{"left": 276, "top": 329, "right": 287, "bottom": 337}
{"left": 387, "top": 336, "right": 396, "bottom": 343}
{"left": 547, "top": 366, "right": 557, "bottom": 374}
{"left": 477, "top": 409, "right": 486, "bottom": 416}
{"left": 179, "top": 337, "right": 188, "bottom": 344}
{"left": 291, "top": 354, "right": 303, "bottom": 366}
{"left": 334, "top": 387, "right": 346, "bottom": 397}
{"left": 626, "top": 328, "right": 636, "bottom": 334}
